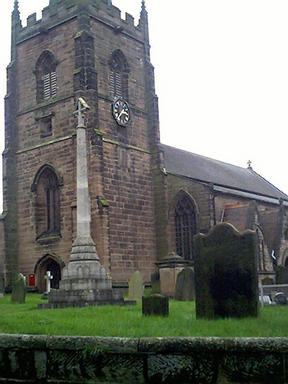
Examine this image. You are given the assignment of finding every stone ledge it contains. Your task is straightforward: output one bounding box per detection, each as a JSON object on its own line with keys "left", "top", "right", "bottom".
{"left": 0, "top": 335, "right": 287, "bottom": 383}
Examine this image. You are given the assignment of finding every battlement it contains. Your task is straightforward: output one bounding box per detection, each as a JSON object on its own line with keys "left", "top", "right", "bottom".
{"left": 16, "top": 0, "right": 145, "bottom": 43}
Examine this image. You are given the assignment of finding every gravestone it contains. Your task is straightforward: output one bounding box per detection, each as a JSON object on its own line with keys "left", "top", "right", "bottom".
{"left": 142, "top": 294, "right": 169, "bottom": 316}
{"left": 0, "top": 275, "right": 4, "bottom": 298}
{"left": 11, "top": 274, "right": 26, "bottom": 303}
{"left": 194, "top": 223, "right": 258, "bottom": 319}
{"left": 128, "top": 271, "right": 143, "bottom": 301}
{"left": 151, "top": 271, "right": 160, "bottom": 294}
{"left": 175, "top": 267, "right": 195, "bottom": 301}
{"left": 274, "top": 292, "right": 287, "bottom": 305}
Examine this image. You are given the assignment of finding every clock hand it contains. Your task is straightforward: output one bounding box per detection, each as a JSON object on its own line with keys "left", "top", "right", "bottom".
{"left": 118, "top": 109, "right": 125, "bottom": 118}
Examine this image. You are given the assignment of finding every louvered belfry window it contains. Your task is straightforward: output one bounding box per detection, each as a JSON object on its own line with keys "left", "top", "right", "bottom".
{"left": 109, "top": 50, "right": 129, "bottom": 99}
{"left": 175, "top": 195, "right": 197, "bottom": 260}
{"left": 36, "top": 51, "right": 57, "bottom": 103}
{"left": 42, "top": 71, "right": 57, "bottom": 100}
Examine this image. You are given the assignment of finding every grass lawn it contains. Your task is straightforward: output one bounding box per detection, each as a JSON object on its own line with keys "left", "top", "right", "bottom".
{"left": 0, "top": 294, "right": 287, "bottom": 337}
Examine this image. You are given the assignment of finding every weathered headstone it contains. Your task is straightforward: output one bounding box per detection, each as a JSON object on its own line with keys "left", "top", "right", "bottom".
{"left": 151, "top": 271, "right": 160, "bottom": 294}
{"left": 0, "top": 274, "right": 4, "bottom": 298}
{"left": 175, "top": 267, "right": 195, "bottom": 301}
{"left": 11, "top": 274, "right": 26, "bottom": 303}
{"left": 128, "top": 271, "right": 143, "bottom": 301}
{"left": 194, "top": 223, "right": 258, "bottom": 319}
{"left": 274, "top": 292, "right": 287, "bottom": 305}
{"left": 142, "top": 294, "right": 169, "bottom": 316}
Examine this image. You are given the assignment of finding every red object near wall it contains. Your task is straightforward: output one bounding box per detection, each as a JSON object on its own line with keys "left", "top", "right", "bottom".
{"left": 28, "top": 274, "right": 35, "bottom": 287}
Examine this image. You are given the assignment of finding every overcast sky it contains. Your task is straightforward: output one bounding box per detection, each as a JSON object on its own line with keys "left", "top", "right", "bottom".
{"left": 1, "top": 0, "right": 288, "bottom": 210}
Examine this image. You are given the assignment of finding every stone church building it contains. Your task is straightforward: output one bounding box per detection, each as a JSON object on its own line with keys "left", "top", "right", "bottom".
{"left": 1, "top": 0, "right": 288, "bottom": 291}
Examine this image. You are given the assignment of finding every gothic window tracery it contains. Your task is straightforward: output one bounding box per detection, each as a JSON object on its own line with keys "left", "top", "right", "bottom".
{"left": 175, "top": 194, "right": 197, "bottom": 260}
{"left": 109, "top": 50, "right": 129, "bottom": 99}
{"left": 35, "top": 51, "right": 57, "bottom": 103}
{"left": 33, "top": 166, "right": 60, "bottom": 239}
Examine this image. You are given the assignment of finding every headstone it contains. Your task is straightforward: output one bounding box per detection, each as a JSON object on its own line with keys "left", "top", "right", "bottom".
{"left": 128, "top": 271, "right": 143, "bottom": 301}
{"left": 274, "top": 292, "right": 287, "bottom": 305}
{"left": 11, "top": 274, "right": 26, "bottom": 303}
{"left": 194, "top": 223, "right": 258, "bottom": 319}
{"left": 151, "top": 271, "right": 160, "bottom": 294}
{"left": 174, "top": 267, "right": 195, "bottom": 301}
{"left": 142, "top": 294, "right": 169, "bottom": 316}
{"left": 0, "top": 275, "right": 4, "bottom": 298}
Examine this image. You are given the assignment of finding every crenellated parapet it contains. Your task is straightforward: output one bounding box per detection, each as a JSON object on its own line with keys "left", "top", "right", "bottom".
{"left": 16, "top": 0, "right": 148, "bottom": 44}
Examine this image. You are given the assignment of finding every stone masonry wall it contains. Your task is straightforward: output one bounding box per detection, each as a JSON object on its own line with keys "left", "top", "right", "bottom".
{"left": 0, "top": 334, "right": 287, "bottom": 383}
{"left": 12, "top": 18, "right": 79, "bottom": 282}
{"left": 86, "top": 15, "right": 157, "bottom": 282}
{"left": 16, "top": 138, "right": 76, "bottom": 278}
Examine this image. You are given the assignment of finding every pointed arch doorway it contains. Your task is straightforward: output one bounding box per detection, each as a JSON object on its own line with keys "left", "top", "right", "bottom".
{"left": 35, "top": 254, "right": 64, "bottom": 293}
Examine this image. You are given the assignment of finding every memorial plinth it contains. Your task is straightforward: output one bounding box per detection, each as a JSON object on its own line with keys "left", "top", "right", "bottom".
{"left": 40, "top": 99, "right": 123, "bottom": 309}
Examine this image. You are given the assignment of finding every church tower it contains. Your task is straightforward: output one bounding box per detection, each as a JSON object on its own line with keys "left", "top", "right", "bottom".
{"left": 2, "top": 0, "right": 165, "bottom": 290}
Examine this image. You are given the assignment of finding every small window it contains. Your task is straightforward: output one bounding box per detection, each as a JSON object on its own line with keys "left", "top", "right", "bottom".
{"left": 35, "top": 51, "right": 58, "bottom": 103}
{"left": 40, "top": 116, "right": 53, "bottom": 138}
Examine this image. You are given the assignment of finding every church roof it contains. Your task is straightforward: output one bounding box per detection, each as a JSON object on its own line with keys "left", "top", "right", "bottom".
{"left": 161, "top": 144, "right": 288, "bottom": 202}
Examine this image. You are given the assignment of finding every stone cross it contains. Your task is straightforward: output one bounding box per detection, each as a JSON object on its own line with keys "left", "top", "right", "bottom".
{"left": 44, "top": 271, "right": 53, "bottom": 293}
{"left": 73, "top": 97, "right": 90, "bottom": 128}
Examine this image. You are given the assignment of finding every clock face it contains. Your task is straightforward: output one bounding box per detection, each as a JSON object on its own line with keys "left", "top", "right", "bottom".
{"left": 112, "top": 98, "right": 131, "bottom": 126}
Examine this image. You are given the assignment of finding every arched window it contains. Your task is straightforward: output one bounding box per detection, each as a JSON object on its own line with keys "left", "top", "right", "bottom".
{"left": 109, "top": 50, "right": 129, "bottom": 99}
{"left": 175, "top": 194, "right": 197, "bottom": 260}
{"left": 33, "top": 166, "right": 61, "bottom": 239}
{"left": 35, "top": 51, "right": 57, "bottom": 102}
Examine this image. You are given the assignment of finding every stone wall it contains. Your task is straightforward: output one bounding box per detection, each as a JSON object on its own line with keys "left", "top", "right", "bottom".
{"left": 0, "top": 334, "right": 287, "bottom": 383}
